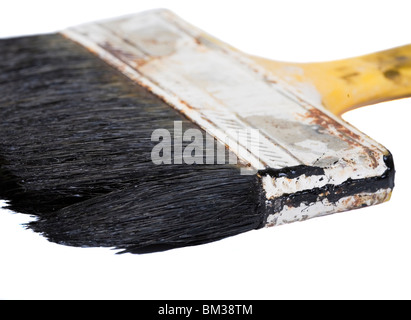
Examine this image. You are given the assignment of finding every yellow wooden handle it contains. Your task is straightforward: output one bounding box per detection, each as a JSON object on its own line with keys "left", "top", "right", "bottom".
{"left": 250, "top": 44, "right": 411, "bottom": 116}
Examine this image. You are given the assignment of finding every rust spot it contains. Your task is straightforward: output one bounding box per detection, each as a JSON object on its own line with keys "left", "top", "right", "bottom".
{"left": 318, "top": 191, "right": 330, "bottom": 197}
{"left": 302, "top": 107, "right": 362, "bottom": 142}
{"left": 179, "top": 98, "right": 196, "bottom": 111}
{"left": 132, "top": 55, "right": 159, "bottom": 68}
{"left": 351, "top": 194, "right": 367, "bottom": 208}
{"left": 133, "top": 58, "right": 148, "bottom": 67}
{"left": 301, "top": 107, "right": 380, "bottom": 169}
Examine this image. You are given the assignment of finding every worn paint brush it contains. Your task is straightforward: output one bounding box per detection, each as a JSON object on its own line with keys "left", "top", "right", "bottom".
{"left": 0, "top": 9, "right": 406, "bottom": 253}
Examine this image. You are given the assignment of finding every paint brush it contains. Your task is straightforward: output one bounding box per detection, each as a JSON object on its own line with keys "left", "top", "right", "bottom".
{"left": 0, "top": 9, "right": 405, "bottom": 253}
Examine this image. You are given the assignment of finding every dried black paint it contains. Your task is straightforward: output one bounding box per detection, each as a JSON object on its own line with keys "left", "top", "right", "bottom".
{"left": 258, "top": 165, "right": 325, "bottom": 179}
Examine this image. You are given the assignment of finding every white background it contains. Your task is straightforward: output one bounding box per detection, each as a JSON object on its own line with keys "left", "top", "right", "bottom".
{"left": 0, "top": 0, "right": 410, "bottom": 300}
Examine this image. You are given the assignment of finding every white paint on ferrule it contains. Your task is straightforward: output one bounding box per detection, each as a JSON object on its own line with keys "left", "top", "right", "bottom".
{"left": 265, "top": 188, "right": 392, "bottom": 227}
{"left": 262, "top": 174, "right": 327, "bottom": 200}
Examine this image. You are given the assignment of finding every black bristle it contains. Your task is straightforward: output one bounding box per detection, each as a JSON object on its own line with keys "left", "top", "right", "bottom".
{"left": 0, "top": 34, "right": 264, "bottom": 253}
{"left": 29, "top": 167, "right": 263, "bottom": 254}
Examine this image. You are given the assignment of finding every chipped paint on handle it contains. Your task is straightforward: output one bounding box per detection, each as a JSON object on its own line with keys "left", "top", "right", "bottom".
{"left": 250, "top": 45, "right": 411, "bottom": 116}
{"left": 62, "top": 9, "right": 394, "bottom": 227}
